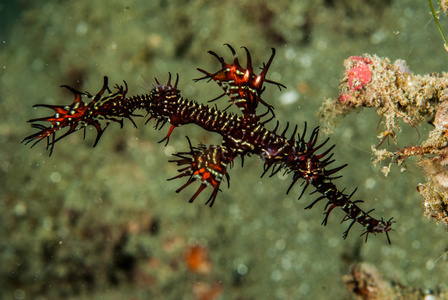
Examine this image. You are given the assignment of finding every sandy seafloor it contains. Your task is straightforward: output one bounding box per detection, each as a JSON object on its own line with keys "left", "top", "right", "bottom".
{"left": 1, "top": 0, "right": 448, "bottom": 299}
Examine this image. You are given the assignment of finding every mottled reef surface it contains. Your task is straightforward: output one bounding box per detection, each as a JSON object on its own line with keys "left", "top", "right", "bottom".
{"left": 1, "top": 0, "right": 448, "bottom": 299}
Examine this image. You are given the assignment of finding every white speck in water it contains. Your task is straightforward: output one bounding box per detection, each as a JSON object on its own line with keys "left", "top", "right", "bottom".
{"left": 164, "top": 145, "right": 175, "bottom": 156}
{"left": 13, "top": 289, "right": 25, "bottom": 300}
{"left": 50, "top": 172, "right": 61, "bottom": 183}
{"left": 371, "top": 29, "right": 387, "bottom": 44}
{"left": 279, "top": 90, "right": 299, "bottom": 105}
{"left": 145, "top": 155, "right": 155, "bottom": 166}
{"left": 42, "top": 217, "right": 53, "bottom": 231}
{"left": 412, "top": 240, "right": 421, "bottom": 250}
{"left": 270, "top": 71, "right": 281, "bottom": 83}
{"left": 364, "top": 177, "right": 376, "bottom": 189}
{"left": 299, "top": 283, "right": 310, "bottom": 295}
{"left": 237, "top": 264, "right": 248, "bottom": 275}
{"left": 14, "top": 203, "right": 27, "bottom": 217}
{"left": 271, "top": 270, "right": 282, "bottom": 281}
{"left": 281, "top": 257, "right": 292, "bottom": 270}
{"left": 31, "top": 59, "right": 44, "bottom": 71}
{"left": 426, "top": 259, "right": 435, "bottom": 271}
{"left": 299, "top": 54, "right": 312, "bottom": 68}
{"left": 316, "top": 39, "right": 327, "bottom": 50}
{"left": 76, "top": 22, "right": 88, "bottom": 36}
{"left": 275, "top": 239, "right": 285, "bottom": 251}
{"left": 285, "top": 48, "right": 296, "bottom": 61}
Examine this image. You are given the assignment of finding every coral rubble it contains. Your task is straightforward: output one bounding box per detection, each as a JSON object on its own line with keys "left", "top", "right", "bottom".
{"left": 319, "top": 53, "right": 448, "bottom": 225}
